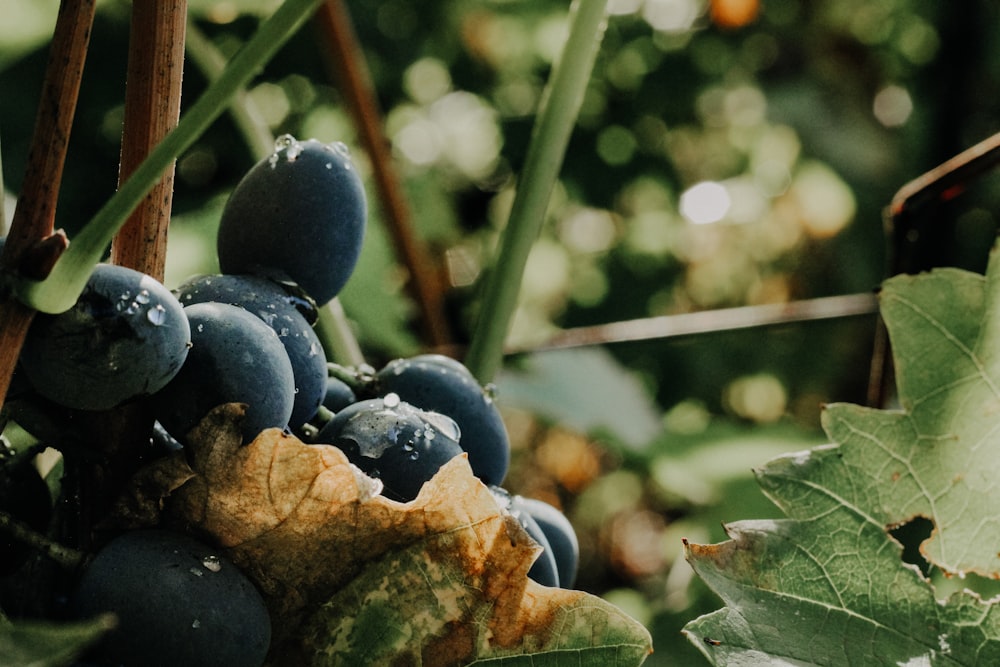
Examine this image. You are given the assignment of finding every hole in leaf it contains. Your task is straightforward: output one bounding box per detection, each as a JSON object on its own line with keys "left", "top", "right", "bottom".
{"left": 888, "top": 515, "right": 934, "bottom": 577}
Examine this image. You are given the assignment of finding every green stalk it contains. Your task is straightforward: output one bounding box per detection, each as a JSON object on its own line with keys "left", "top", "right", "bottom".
{"left": 16, "top": 0, "right": 326, "bottom": 314}
{"left": 464, "top": 0, "right": 609, "bottom": 384}
{"left": 185, "top": 14, "right": 366, "bottom": 367}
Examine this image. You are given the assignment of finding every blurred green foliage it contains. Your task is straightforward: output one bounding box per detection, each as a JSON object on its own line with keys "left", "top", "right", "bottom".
{"left": 3, "top": 0, "right": 1000, "bottom": 664}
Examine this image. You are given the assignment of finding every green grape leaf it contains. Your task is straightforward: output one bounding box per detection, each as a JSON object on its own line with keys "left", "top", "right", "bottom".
{"left": 683, "top": 244, "right": 1000, "bottom": 665}
{"left": 151, "top": 404, "right": 651, "bottom": 666}
{"left": 0, "top": 614, "right": 114, "bottom": 667}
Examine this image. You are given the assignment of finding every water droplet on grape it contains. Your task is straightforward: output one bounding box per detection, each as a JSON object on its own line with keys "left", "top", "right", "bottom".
{"left": 189, "top": 567, "right": 204, "bottom": 577}
{"left": 409, "top": 450, "right": 420, "bottom": 460}
{"left": 201, "top": 555, "right": 222, "bottom": 573}
{"left": 329, "top": 141, "right": 351, "bottom": 158}
{"left": 285, "top": 140, "right": 303, "bottom": 161}
{"left": 484, "top": 383, "right": 498, "bottom": 402}
{"left": 135, "top": 290, "right": 150, "bottom": 305}
{"left": 383, "top": 393, "right": 401, "bottom": 408}
{"left": 274, "top": 134, "right": 295, "bottom": 150}
{"left": 147, "top": 304, "right": 167, "bottom": 326}
{"left": 192, "top": 619, "right": 201, "bottom": 629}
{"left": 422, "top": 412, "right": 461, "bottom": 442}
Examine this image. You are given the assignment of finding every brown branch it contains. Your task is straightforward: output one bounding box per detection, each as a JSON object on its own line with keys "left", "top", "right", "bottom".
{"left": 0, "top": 0, "right": 97, "bottom": 408}
{"left": 110, "top": 0, "right": 187, "bottom": 281}
{"left": 503, "top": 293, "right": 880, "bottom": 355}
{"left": 315, "top": 0, "right": 452, "bottom": 348}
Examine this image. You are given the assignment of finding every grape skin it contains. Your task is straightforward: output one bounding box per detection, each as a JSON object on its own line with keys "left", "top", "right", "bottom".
{"left": 376, "top": 355, "right": 511, "bottom": 487}
{"left": 154, "top": 302, "right": 295, "bottom": 444}
{"left": 317, "top": 396, "right": 464, "bottom": 502}
{"left": 216, "top": 136, "right": 367, "bottom": 307}
{"left": 72, "top": 530, "right": 271, "bottom": 667}
{"left": 173, "top": 273, "right": 327, "bottom": 429}
{"left": 18, "top": 263, "right": 190, "bottom": 411}
{"left": 512, "top": 495, "right": 579, "bottom": 589}
{"left": 488, "top": 486, "right": 560, "bottom": 587}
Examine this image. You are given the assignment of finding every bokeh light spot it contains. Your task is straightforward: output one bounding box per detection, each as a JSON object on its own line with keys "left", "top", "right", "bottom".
{"left": 680, "top": 181, "right": 731, "bottom": 224}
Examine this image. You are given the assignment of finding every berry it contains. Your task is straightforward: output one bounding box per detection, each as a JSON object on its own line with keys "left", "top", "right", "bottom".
{"left": 511, "top": 496, "right": 579, "bottom": 588}
{"left": 18, "top": 264, "right": 190, "bottom": 411}
{"left": 489, "top": 486, "right": 560, "bottom": 587}
{"left": 216, "top": 136, "right": 367, "bottom": 306}
{"left": 322, "top": 375, "right": 357, "bottom": 414}
{"left": 174, "top": 273, "right": 327, "bottom": 429}
{"left": 72, "top": 529, "right": 271, "bottom": 667}
{"left": 376, "top": 355, "right": 510, "bottom": 486}
{"left": 316, "top": 395, "right": 463, "bottom": 502}
{"left": 154, "top": 302, "right": 295, "bottom": 443}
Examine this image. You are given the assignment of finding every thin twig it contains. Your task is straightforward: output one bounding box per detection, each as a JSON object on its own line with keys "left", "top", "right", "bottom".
{"left": 504, "top": 293, "right": 880, "bottom": 354}
{"left": 0, "top": 0, "right": 97, "bottom": 408}
{"left": 0, "top": 509, "right": 86, "bottom": 571}
{"left": 315, "top": 0, "right": 452, "bottom": 349}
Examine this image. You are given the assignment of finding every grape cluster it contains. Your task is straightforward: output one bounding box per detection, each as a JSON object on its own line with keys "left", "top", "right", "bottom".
{"left": 2, "top": 135, "right": 579, "bottom": 665}
{"left": 311, "top": 353, "right": 579, "bottom": 589}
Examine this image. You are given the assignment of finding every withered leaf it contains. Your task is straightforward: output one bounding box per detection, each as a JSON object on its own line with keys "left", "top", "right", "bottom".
{"left": 160, "top": 404, "right": 652, "bottom": 666}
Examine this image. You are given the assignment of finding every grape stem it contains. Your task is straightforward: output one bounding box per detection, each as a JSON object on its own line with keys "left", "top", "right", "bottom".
{"left": 0, "top": 0, "right": 97, "bottom": 409}
{"left": 0, "top": 509, "right": 86, "bottom": 571}
{"left": 15, "top": 0, "right": 328, "bottom": 315}
{"left": 109, "top": 0, "right": 187, "bottom": 281}
{"left": 463, "top": 0, "right": 610, "bottom": 384}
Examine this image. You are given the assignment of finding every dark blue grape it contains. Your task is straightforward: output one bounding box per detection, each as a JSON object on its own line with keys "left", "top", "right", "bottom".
{"left": 376, "top": 355, "right": 510, "bottom": 486}
{"left": 322, "top": 376, "right": 357, "bottom": 413}
{"left": 173, "top": 274, "right": 327, "bottom": 429}
{"left": 18, "top": 264, "right": 190, "bottom": 411}
{"left": 489, "top": 486, "right": 560, "bottom": 587}
{"left": 316, "top": 395, "right": 463, "bottom": 502}
{"left": 216, "top": 136, "right": 367, "bottom": 306}
{"left": 154, "top": 302, "right": 295, "bottom": 444}
{"left": 511, "top": 496, "right": 579, "bottom": 588}
{"left": 72, "top": 529, "right": 270, "bottom": 667}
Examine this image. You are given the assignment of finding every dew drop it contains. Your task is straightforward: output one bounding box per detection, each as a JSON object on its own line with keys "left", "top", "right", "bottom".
{"left": 483, "top": 383, "right": 498, "bottom": 402}
{"left": 403, "top": 441, "right": 415, "bottom": 452}
{"left": 274, "top": 134, "right": 296, "bottom": 150}
{"left": 189, "top": 567, "right": 204, "bottom": 577}
{"left": 285, "top": 140, "right": 303, "bottom": 161}
{"left": 192, "top": 619, "right": 201, "bottom": 629}
{"left": 135, "top": 289, "right": 150, "bottom": 305}
{"left": 409, "top": 450, "right": 420, "bottom": 460}
{"left": 383, "top": 393, "right": 401, "bottom": 409}
{"left": 329, "top": 141, "right": 351, "bottom": 158}
{"left": 201, "top": 555, "right": 222, "bottom": 573}
{"left": 147, "top": 304, "right": 167, "bottom": 326}
{"left": 197, "top": 323, "right": 204, "bottom": 333}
